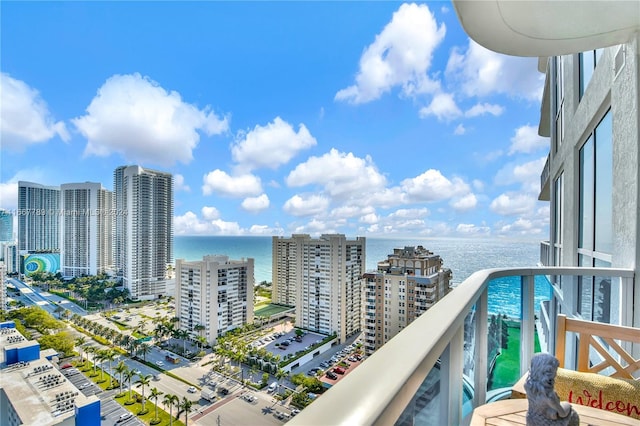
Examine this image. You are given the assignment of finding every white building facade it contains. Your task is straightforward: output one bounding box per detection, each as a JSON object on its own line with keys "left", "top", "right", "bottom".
{"left": 59, "top": 182, "right": 113, "bottom": 278}
{"left": 114, "top": 166, "right": 173, "bottom": 301}
{"left": 273, "top": 234, "right": 365, "bottom": 343}
{"left": 17, "top": 181, "right": 60, "bottom": 254}
{"left": 175, "top": 255, "right": 254, "bottom": 343}
{"left": 536, "top": 36, "right": 640, "bottom": 337}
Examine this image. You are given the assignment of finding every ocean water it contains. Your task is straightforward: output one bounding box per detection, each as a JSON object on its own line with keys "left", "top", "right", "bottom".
{"left": 174, "top": 236, "right": 550, "bottom": 317}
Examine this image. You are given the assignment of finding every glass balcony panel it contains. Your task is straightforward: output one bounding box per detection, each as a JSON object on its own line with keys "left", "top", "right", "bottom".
{"left": 289, "top": 267, "right": 634, "bottom": 426}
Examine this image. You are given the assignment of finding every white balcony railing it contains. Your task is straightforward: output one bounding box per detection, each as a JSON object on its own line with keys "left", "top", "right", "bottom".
{"left": 289, "top": 266, "right": 635, "bottom": 426}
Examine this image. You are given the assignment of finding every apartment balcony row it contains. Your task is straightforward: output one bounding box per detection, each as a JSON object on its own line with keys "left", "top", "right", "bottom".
{"left": 290, "top": 266, "right": 636, "bottom": 425}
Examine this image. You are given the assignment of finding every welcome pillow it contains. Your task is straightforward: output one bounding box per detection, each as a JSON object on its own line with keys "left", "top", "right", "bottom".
{"left": 554, "top": 368, "right": 640, "bottom": 420}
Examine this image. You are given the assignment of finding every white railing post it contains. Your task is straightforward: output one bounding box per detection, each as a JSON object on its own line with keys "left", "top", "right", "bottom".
{"left": 473, "top": 288, "right": 488, "bottom": 408}
{"left": 440, "top": 325, "right": 464, "bottom": 426}
{"left": 520, "top": 274, "right": 535, "bottom": 377}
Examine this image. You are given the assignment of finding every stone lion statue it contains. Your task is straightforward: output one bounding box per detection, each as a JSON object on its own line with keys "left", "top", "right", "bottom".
{"left": 524, "top": 353, "right": 579, "bottom": 426}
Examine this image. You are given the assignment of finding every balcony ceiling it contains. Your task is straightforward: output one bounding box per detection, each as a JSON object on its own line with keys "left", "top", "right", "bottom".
{"left": 452, "top": 1, "right": 640, "bottom": 56}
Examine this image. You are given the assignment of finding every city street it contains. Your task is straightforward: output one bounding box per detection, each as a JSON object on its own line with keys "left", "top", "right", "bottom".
{"left": 8, "top": 278, "right": 87, "bottom": 317}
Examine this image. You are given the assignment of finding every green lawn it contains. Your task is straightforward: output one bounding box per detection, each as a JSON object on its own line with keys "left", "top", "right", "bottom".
{"left": 115, "top": 392, "right": 186, "bottom": 426}
{"left": 254, "top": 303, "right": 292, "bottom": 317}
{"left": 489, "top": 321, "right": 541, "bottom": 390}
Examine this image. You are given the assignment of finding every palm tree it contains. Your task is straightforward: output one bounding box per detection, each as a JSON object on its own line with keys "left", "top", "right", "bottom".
{"left": 163, "top": 394, "right": 179, "bottom": 426}
{"left": 84, "top": 346, "right": 96, "bottom": 372}
{"left": 135, "top": 374, "right": 152, "bottom": 412}
{"left": 104, "top": 350, "right": 117, "bottom": 388}
{"left": 179, "top": 329, "right": 190, "bottom": 354}
{"left": 196, "top": 336, "right": 207, "bottom": 351}
{"left": 75, "top": 337, "right": 87, "bottom": 364}
{"left": 275, "top": 368, "right": 287, "bottom": 391}
{"left": 114, "top": 361, "right": 128, "bottom": 395}
{"left": 179, "top": 396, "right": 194, "bottom": 426}
{"left": 138, "top": 343, "right": 151, "bottom": 362}
{"left": 95, "top": 350, "right": 108, "bottom": 380}
{"left": 194, "top": 323, "right": 205, "bottom": 340}
{"left": 124, "top": 369, "right": 136, "bottom": 402}
{"left": 149, "top": 387, "right": 164, "bottom": 422}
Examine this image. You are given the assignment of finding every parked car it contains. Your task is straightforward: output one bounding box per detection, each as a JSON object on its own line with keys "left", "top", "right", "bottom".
{"left": 333, "top": 367, "right": 346, "bottom": 375}
{"left": 325, "top": 371, "right": 338, "bottom": 380}
{"left": 291, "top": 408, "right": 300, "bottom": 417}
{"left": 117, "top": 412, "right": 132, "bottom": 422}
{"left": 219, "top": 387, "right": 229, "bottom": 395}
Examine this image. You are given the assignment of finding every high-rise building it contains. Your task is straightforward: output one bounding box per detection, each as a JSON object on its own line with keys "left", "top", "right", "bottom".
{"left": 0, "top": 210, "right": 13, "bottom": 243}
{"left": 114, "top": 166, "right": 173, "bottom": 301}
{"left": 273, "top": 234, "right": 365, "bottom": 343}
{"left": 175, "top": 255, "right": 254, "bottom": 343}
{"left": 0, "top": 262, "right": 6, "bottom": 312}
{"left": 17, "top": 181, "right": 60, "bottom": 254}
{"left": 59, "top": 182, "right": 113, "bottom": 278}
{"left": 363, "top": 246, "right": 451, "bottom": 355}
{"left": 2, "top": 243, "right": 18, "bottom": 274}
{"left": 272, "top": 234, "right": 306, "bottom": 307}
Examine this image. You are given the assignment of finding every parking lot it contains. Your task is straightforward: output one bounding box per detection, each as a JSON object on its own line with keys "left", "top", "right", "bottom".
{"left": 58, "top": 363, "right": 144, "bottom": 426}
{"left": 254, "top": 329, "right": 327, "bottom": 361}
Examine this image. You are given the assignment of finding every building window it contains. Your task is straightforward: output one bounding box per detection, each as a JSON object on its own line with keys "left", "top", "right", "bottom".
{"left": 579, "top": 49, "right": 604, "bottom": 100}
{"left": 578, "top": 109, "right": 612, "bottom": 323}
{"left": 553, "top": 173, "right": 564, "bottom": 265}
{"left": 554, "top": 56, "right": 565, "bottom": 151}
{"left": 578, "top": 110, "right": 612, "bottom": 256}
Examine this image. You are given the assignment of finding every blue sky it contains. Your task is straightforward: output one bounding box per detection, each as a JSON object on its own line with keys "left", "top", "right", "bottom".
{"left": 1, "top": 1, "right": 549, "bottom": 239}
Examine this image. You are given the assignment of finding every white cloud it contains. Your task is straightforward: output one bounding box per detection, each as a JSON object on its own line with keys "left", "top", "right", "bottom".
{"left": 0, "top": 169, "right": 49, "bottom": 211}
{"left": 450, "top": 193, "right": 478, "bottom": 212}
{"left": 335, "top": 3, "right": 445, "bottom": 104}
{"left": 202, "top": 170, "right": 262, "bottom": 198}
{"left": 73, "top": 73, "right": 228, "bottom": 166}
{"left": 331, "top": 205, "right": 375, "bottom": 219}
{"left": 490, "top": 192, "right": 537, "bottom": 216}
{"left": 174, "top": 174, "right": 190, "bottom": 192}
{"left": 359, "top": 213, "right": 378, "bottom": 224}
{"left": 201, "top": 206, "right": 220, "bottom": 220}
{"left": 446, "top": 39, "right": 544, "bottom": 101}
{"left": 472, "top": 179, "right": 485, "bottom": 192}
{"left": 454, "top": 124, "right": 466, "bottom": 135}
{"left": 292, "top": 218, "right": 336, "bottom": 236}
{"left": 465, "top": 103, "right": 504, "bottom": 117}
{"left": 0, "top": 182, "right": 18, "bottom": 211}
{"left": 509, "top": 125, "right": 548, "bottom": 155}
{"left": 249, "top": 224, "right": 282, "bottom": 235}
{"left": 401, "top": 169, "right": 470, "bottom": 202}
{"left": 286, "top": 149, "right": 387, "bottom": 199}
{"left": 456, "top": 223, "right": 491, "bottom": 236}
{"left": 494, "top": 156, "right": 546, "bottom": 191}
{"left": 283, "top": 194, "right": 330, "bottom": 217}
{"left": 419, "top": 92, "right": 461, "bottom": 121}
{"left": 241, "top": 194, "right": 270, "bottom": 213}
{"left": 174, "top": 211, "right": 245, "bottom": 236}
{"left": 231, "top": 117, "right": 317, "bottom": 171}
{"left": 0, "top": 73, "right": 69, "bottom": 150}
{"left": 388, "top": 208, "right": 429, "bottom": 219}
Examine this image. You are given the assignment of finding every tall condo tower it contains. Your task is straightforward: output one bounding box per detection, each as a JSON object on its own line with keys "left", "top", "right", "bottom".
{"left": 175, "top": 255, "right": 254, "bottom": 343}
{"left": 273, "top": 234, "right": 365, "bottom": 343}
{"left": 0, "top": 210, "right": 13, "bottom": 243}
{"left": 59, "top": 182, "right": 113, "bottom": 278}
{"left": 363, "top": 246, "right": 452, "bottom": 355}
{"left": 17, "top": 181, "right": 60, "bottom": 254}
{"left": 114, "top": 165, "right": 173, "bottom": 301}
